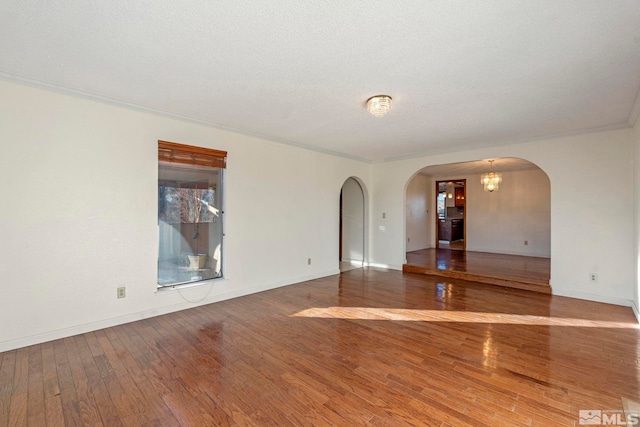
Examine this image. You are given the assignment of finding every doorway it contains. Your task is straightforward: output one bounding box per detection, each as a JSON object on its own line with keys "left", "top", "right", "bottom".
{"left": 435, "top": 179, "right": 466, "bottom": 250}
{"left": 340, "top": 178, "right": 365, "bottom": 272}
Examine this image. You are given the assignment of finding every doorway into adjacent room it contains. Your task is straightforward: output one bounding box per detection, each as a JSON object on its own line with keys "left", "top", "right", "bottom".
{"left": 340, "top": 177, "right": 365, "bottom": 272}
{"left": 436, "top": 179, "right": 466, "bottom": 251}
{"left": 403, "top": 158, "right": 552, "bottom": 294}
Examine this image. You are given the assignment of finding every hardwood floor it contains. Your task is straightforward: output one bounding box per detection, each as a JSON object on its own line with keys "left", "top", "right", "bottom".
{"left": 436, "top": 240, "right": 465, "bottom": 251}
{"left": 2, "top": 268, "right": 638, "bottom": 426}
{"left": 339, "top": 261, "right": 363, "bottom": 273}
{"left": 404, "top": 249, "right": 551, "bottom": 294}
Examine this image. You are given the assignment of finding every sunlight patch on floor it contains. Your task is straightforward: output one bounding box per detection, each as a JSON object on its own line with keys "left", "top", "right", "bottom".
{"left": 291, "top": 307, "right": 639, "bottom": 328}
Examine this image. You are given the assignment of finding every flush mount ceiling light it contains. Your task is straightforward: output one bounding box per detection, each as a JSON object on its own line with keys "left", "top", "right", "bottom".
{"left": 366, "top": 95, "right": 392, "bottom": 117}
{"left": 481, "top": 160, "right": 502, "bottom": 192}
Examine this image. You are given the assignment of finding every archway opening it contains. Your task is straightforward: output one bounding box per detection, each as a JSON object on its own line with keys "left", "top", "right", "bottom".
{"left": 404, "top": 158, "right": 551, "bottom": 293}
{"left": 340, "top": 177, "right": 365, "bottom": 272}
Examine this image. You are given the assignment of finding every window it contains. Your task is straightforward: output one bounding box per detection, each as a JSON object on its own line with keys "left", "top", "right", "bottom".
{"left": 437, "top": 192, "right": 446, "bottom": 218}
{"left": 157, "top": 141, "right": 226, "bottom": 288}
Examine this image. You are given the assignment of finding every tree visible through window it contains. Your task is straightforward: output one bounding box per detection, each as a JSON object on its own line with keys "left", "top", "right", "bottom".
{"left": 157, "top": 141, "right": 226, "bottom": 287}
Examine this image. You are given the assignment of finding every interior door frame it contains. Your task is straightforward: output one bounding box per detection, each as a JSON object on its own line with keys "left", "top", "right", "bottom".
{"left": 435, "top": 179, "right": 466, "bottom": 250}
{"left": 339, "top": 190, "right": 343, "bottom": 261}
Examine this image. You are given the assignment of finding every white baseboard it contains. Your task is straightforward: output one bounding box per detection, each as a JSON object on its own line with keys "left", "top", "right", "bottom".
{"left": 552, "top": 288, "right": 634, "bottom": 308}
{"left": 406, "top": 245, "right": 432, "bottom": 252}
{"left": 0, "top": 269, "right": 340, "bottom": 353}
{"left": 340, "top": 258, "right": 364, "bottom": 266}
{"left": 632, "top": 302, "right": 640, "bottom": 324}
{"left": 365, "top": 262, "right": 403, "bottom": 271}
{"left": 465, "top": 246, "right": 550, "bottom": 258}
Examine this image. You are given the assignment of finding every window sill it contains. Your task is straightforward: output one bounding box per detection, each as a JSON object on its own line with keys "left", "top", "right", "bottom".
{"left": 155, "top": 276, "right": 225, "bottom": 294}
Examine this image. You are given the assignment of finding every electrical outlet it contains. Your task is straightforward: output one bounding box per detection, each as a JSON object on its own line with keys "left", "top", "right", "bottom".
{"left": 382, "top": 212, "right": 386, "bottom": 219}
{"left": 307, "top": 258, "right": 311, "bottom": 265}
{"left": 408, "top": 237, "right": 410, "bottom": 242}
{"left": 117, "top": 287, "right": 126, "bottom": 298}
{"left": 589, "top": 273, "right": 598, "bottom": 282}
{"left": 524, "top": 240, "right": 528, "bottom": 245}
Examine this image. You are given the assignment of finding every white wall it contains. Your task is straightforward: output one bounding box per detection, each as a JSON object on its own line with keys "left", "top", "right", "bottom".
{"left": 429, "top": 169, "right": 550, "bottom": 257}
{"left": 0, "top": 80, "right": 371, "bottom": 351}
{"left": 372, "top": 128, "right": 635, "bottom": 306}
{"left": 405, "top": 174, "right": 432, "bottom": 251}
{"left": 468, "top": 169, "right": 550, "bottom": 257}
{"left": 1, "top": 79, "right": 636, "bottom": 351}
{"left": 341, "top": 177, "right": 364, "bottom": 263}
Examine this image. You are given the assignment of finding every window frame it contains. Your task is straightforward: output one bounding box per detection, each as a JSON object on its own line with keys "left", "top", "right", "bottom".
{"left": 157, "top": 140, "right": 226, "bottom": 290}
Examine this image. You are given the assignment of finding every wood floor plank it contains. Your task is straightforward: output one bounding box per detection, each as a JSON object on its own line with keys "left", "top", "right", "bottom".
{"left": 73, "top": 333, "right": 122, "bottom": 427}
{"left": 0, "top": 350, "right": 16, "bottom": 426}
{"left": 109, "top": 327, "right": 180, "bottom": 426}
{"left": 97, "top": 329, "right": 151, "bottom": 420}
{"left": 41, "top": 342, "right": 61, "bottom": 398}
{"left": 405, "top": 248, "right": 551, "bottom": 293}
{"left": 26, "top": 344, "right": 45, "bottom": 426}
{"left": 52, "top": 338, "right": 83, "bottom": 427}
{"left": 8, "top": 347, "right": 28, "bottom": 427}
{"left": 64, "top": 335, "right": 106, "bottom": 426}
{"left": 161, "top": 388, "right": 218, "bottom": 426}
{"left": 2, "top": 268, "right": 639, "bottom": 425}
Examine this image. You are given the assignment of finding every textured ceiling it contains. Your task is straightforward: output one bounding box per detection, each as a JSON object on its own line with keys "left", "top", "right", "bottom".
{"left": 1, "top": 1, "right": 640, "bottom": 162}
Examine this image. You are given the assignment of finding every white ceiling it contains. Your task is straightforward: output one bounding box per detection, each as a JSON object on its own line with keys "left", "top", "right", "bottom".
{"left": 1, "top": 1, "right": 640, "bottom": 162}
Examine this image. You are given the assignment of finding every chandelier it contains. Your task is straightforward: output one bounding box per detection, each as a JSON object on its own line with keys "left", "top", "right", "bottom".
{"left": 366, "top": 95, "right": 393, "bottom": 117}
{"left": 481, "top": 160, "right": 502, "bottom": 192}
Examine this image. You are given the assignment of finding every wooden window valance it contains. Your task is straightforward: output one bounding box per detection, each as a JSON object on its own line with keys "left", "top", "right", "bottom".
{"left": 158, "top": 140, "right": 227, "bottom": 168}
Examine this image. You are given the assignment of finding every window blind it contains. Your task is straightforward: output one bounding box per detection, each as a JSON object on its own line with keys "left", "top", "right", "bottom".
{"left": 158, "top": 140, "right": 227, "bottom": 169}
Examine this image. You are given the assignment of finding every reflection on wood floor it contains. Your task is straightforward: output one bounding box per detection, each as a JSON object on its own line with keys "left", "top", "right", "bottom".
{"left": 339, "top": 261, "right": 363, "bottom": 273}
{"left": 3, "top": 268, "right": 636, "bottom": 425}
{"left": 404, "top": 248, "right": 551, "bottom": 293}
{"left": 437, "top": 239, "right": 465, "bottom": 250}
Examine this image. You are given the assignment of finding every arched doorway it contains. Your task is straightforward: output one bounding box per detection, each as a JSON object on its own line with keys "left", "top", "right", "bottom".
{"left": 404, "top": 158, "right": 551, "bottom": 293}
{"left": 340, "top": 177, "right": 365, "bottom": 272}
